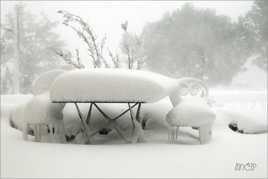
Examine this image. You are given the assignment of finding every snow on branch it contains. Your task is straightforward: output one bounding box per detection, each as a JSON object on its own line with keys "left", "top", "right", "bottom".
{"left": 54, "top": 49, "right": 85, "bottom": 69}
{"left": 56, "top": 11, "right": 145, "bottom": 70}
{"left": 57, "top": 10, "right": 110, "bottom": 68}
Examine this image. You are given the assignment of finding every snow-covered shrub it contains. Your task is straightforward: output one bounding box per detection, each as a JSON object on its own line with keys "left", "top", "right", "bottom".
{"left": 166, "top": 96, "right": 216, "bottom": 144}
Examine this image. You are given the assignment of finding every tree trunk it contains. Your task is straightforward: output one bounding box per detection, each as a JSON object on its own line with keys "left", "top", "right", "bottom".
{"left": 12, "top": 5, "right": 21, "bottom": 94}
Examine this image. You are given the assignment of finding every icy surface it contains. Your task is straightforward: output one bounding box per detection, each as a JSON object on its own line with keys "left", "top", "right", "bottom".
{"left": 50, "top": 69, "right": 177, "bottom": 102}
{"left": 32, "top": 69, "right": 66, "bottom": 95}
{"left": 1, "top": 89, "right": 267, "bottom": 178}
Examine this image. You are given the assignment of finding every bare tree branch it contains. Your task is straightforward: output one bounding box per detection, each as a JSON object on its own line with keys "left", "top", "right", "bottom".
{"left": 54, "top": 49, "right": 84, "bottom": 69}
{"left": 108, "top": 49, "right": 120, "bottom": 68}
{"left": 58, "top": 10, "right": 103, "bottom": 68}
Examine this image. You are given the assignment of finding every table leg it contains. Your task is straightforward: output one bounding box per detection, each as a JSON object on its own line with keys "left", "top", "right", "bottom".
{"left": 131, "top": 103, "right": 145, "bottom": 143}
{"left": 74, "top": 103, "right": 91, "bottom": 143}
{"left": 128, "top": 103, "right": 136, "bottom": 135}
{"left": 86, "top": 103, "right": 93, "bottom": 126}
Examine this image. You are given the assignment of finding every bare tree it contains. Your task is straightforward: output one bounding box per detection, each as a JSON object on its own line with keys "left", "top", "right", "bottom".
{"left": 57, "top": 11, "right": 145, "bottom": 70}
{"left": 108, "top": 49, "right": 120, "bottom": 68}
{"left": 1, "top": 4, "right": 65, "bottom": 94}
{"left": 120, "top": 21, "right": 146, "bottom": 69}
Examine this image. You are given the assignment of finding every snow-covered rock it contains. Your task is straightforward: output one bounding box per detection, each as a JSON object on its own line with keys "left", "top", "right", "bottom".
{"left": 32, "top": 69, "right": 66, "bottom": 95}
{"left": 50, "top": 69, "right": 178, "bottom": 103}
{"left": 166, "top": 96, "right": 216, "bottom": 144}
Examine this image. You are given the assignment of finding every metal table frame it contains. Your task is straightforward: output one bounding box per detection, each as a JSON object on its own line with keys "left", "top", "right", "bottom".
{"left": 52, "top": 101, "right": 145, "bottom": 144}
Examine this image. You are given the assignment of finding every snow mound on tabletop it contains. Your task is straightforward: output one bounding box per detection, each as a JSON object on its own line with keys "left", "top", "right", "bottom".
{"left": 32, "top": 69, "right": 66, "bottom": 95}
{"left": 50, "top": 69, "right": 177, "bottom": 103}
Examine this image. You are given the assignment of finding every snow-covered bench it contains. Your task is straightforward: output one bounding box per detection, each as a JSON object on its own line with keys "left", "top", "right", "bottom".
{"left": 49, "top": 69, "right": 208, "bottom": 143}
{"left": 9, "top": 69, "right": 67, "bottom": 143}
{"left": 166, "top": 97, "right": 216, "bottom": 144}
{"left": 9, "top": 93, "right": 67, "bottom": 143}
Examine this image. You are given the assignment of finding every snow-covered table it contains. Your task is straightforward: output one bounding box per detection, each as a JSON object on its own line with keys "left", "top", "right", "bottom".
{"left": 49, "top": 69, "right": 178, "bottom": 143}
{"left": 49, "top": 69, "right": 207, "bottom": 143}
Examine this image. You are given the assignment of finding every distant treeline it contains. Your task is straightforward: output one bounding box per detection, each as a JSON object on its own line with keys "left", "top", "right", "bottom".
{"left": 1, "top": 1, "right": 267, "bottom": 94}
{"left": 141, "top": 2, "right": 267, "bottom": 85}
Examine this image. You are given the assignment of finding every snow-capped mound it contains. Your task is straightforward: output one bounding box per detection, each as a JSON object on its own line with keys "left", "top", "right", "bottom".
{"left": 50, "top": 69, "right": 177, "bottom": 103}
{"left": 32, "top": 69, "right": 66, "bottom": 95}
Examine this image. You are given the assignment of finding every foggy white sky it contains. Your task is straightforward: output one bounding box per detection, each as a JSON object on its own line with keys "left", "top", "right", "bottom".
{"left": 1, "top": 1, "right": 254, "bottom": 53}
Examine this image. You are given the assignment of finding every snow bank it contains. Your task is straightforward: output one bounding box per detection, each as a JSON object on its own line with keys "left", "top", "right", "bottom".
{"left": 50, "top": 69, "right": 177, "bottom": 103}
{"left": 32, "top": 69, "right": 66, "bottom": 95}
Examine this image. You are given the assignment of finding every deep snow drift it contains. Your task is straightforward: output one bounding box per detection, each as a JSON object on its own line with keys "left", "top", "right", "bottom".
{"left": 1, "top": 89, "right": 267, "bottom": 178}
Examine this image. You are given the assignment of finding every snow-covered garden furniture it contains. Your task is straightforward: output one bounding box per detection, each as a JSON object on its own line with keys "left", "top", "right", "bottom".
{"left": 15, "top": 92, "right": 67, "bottom": 143}
{"left": 166, "top": 97, "right": 216, "bottom": 144}
{"left": 32, "top": 69, "right": 66, "bottom": 95}
{"left": 13, "top": 69, "right": 68, "bottom": 143}
{"left": 24, "top": 121, "right": 66, "bottom": 143}
{"left": 49, "top": 69, "right": 176, "bottom": 143}
{"left": 49, "top": 69, "right": 208, "bottom": 144}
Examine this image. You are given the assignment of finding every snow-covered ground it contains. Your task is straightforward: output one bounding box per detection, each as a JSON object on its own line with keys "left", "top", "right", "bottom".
{"left": 1, "top": 89, "right": 267, "bottom": 178}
